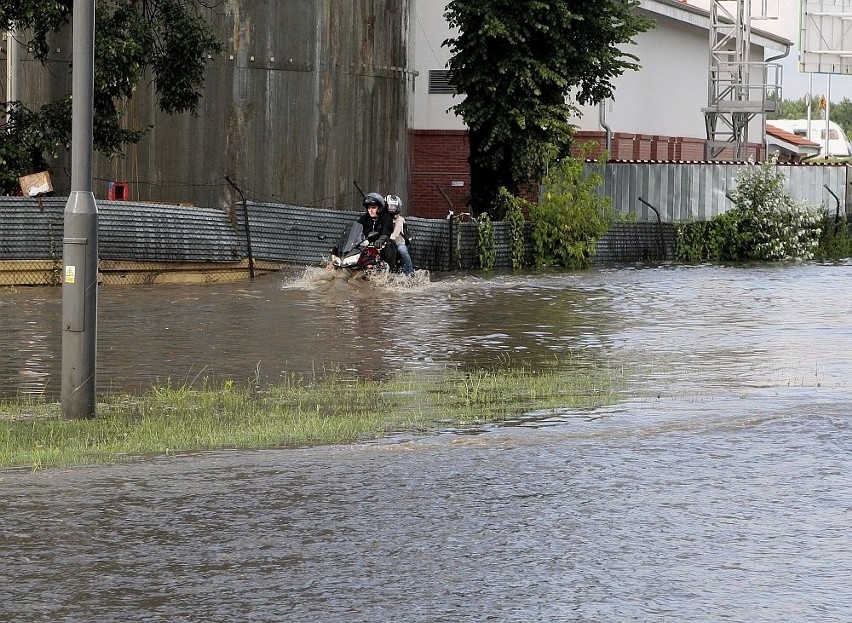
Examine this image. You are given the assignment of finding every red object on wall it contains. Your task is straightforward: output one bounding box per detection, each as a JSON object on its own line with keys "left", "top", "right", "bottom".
{"left": 107, "top": 181, "right": 130, "bottom": 201}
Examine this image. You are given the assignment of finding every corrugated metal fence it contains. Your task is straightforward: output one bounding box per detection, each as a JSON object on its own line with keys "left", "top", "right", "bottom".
{"left": 2, "top": 159, "right": 846, "bottom": 284}
{"left": 593, "top": 161, "right": 850, "bottom": 222}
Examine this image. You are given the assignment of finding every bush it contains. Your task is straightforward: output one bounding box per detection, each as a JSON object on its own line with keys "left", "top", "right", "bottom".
{"left": 497, "top": 187, "right": 532, "bottom": 270}
{"left": 475, "top": 212, "right": 496, "bottom": 270}
{"left": 815, "top": 216, "right": 852, "bottom": 259}
{"left": 675, "top": 157, "right": 824, "bottom": 261}
{"left": 529, "top": 155, "right": 613, "bottom": 268}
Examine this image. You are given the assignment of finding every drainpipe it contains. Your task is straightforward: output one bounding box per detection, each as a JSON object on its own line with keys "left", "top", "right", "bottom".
{"left": 764, "top": 44, "right": 791, "bottom": 159}
{"left": 599, "top": 100, "right": 612, "bottom": 154}
{"left": 764, "top": 43, "right": 790, "bottom": 69}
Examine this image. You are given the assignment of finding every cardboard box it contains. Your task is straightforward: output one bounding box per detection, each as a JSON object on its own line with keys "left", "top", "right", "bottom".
{"left": 19, "top": 171, "right": 53, "bottom": 197}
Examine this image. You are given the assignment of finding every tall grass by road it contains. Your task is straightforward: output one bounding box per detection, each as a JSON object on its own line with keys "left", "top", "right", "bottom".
{"left": 1, "top": 366, "right": 623, "bottom": 470}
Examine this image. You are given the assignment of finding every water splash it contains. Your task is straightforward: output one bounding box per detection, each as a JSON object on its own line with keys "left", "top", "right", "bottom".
{"left": 283, "top": 265, "right": 432, "bottom": 293}
{"left": 367, "top": 269, "right": 432, "bottom": 292}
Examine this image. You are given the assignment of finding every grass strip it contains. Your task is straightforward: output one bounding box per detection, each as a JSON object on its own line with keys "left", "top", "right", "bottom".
{"left": 0, "top": 366, "right": 623, "bottom": 470}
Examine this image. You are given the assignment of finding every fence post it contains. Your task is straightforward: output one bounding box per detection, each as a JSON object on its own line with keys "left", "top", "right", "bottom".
{"left": 638, "top": 196, "right": 666, "bottom": 260}
{"left": 226, "top": 176, "right": 255, "bottom": 279}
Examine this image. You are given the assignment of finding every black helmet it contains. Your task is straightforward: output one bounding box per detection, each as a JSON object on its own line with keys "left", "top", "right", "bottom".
{"left": 385, "top": 194, "right": 401, "bottom": 214}
{"left": 363, "top": 192, "right": 386, "bottom": 211}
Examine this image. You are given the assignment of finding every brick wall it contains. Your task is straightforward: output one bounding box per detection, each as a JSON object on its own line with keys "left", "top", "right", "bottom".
{"left": 409, "top": 129, "right": 768, "bottom": 217}
{"left": 409, "top": 130, "right": 471, "bottom": 218}
{"left": 573, "top": 131, "right": 765, "bottom": 161}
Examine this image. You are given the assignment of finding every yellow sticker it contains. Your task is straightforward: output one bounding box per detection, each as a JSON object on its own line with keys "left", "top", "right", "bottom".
{"left": 65, "top": 266, "right": 76, "bottom": 284}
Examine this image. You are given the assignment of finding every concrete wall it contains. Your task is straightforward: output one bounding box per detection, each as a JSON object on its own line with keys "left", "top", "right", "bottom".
{"left": 12, "top": 1, "right": 413, "bottom": 212}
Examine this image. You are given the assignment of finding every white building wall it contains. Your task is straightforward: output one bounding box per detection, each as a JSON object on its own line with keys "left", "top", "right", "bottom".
{"left": 410, "top": 0, "right": 788, "bottom": 140}
{"left": 411, "top": 0, "right": 465, "bottom": 130}
{"left": 571, "top": 17, "right": 710, "bottom": 138}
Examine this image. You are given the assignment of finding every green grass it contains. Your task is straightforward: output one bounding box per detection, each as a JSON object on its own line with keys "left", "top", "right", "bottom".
{"left": 0, "top": 366, "right": 623, "bottom": 470}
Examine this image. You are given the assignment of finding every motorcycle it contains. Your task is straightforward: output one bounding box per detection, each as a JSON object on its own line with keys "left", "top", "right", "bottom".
{"left": 328, "top": 222, "right": 390, "bottom": 276}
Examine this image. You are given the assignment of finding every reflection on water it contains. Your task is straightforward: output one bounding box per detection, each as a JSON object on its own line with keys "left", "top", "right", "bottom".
{"left": 2, "top": 262, "right": 850, "bottom": 402}
{"left": 2, "top": 262, "right": 852, "bottom": 620}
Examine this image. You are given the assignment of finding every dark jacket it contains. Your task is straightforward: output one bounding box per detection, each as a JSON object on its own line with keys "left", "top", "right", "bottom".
{"left": 357, "top": 211, "right": 393, "bottom": 240}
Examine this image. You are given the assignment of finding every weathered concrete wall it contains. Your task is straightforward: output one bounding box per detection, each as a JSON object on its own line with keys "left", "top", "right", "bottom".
{"left": 15, "top": 1, "right": 412, "bottom": 211}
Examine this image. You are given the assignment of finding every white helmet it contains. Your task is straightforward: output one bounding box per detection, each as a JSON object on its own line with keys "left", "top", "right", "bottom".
{"left": 385, "top": 194, "right": 402, "bottom": 214}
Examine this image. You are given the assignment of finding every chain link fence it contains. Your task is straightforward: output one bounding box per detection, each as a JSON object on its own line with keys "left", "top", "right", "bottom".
{"left": 1, "top": 196, "right": 678, "bottom": 286}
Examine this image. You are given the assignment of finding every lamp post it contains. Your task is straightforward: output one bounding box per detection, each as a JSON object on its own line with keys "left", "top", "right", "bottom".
{"left": 61, "top": 0, "right": 98, "bottom": 419}
{"left": 5, "top": 28, "right": 20, "bottom": 116}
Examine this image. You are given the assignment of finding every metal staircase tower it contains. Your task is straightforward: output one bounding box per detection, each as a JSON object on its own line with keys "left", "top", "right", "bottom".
{"left": 704, "top": 0, "right": 781, "bottom": 160}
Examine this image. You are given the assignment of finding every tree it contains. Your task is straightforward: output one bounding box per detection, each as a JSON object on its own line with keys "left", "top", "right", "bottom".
{"left": 0, "top": 0, "right": 221, "bottom": 195}
{"left": 443, "top": 0, "right": 652, "bottom": 217}
{"left": 829, "top": 98, "right": 852, "bottom": 140}
{"left": 768, "top": 96, "right": 810, "bottom": 121}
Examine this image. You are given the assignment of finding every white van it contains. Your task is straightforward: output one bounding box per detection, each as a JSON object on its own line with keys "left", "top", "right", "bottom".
{"left": 768, "top": 118, "right": 852, "bottom": 158}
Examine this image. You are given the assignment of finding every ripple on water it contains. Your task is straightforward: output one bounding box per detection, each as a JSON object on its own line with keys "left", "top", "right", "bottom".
{"left": 2, "top": 264, "right": 852, "bottom": 620}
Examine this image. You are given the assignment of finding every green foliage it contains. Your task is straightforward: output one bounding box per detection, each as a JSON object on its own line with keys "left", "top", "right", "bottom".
{"left": 674, "top": 158, "right": 824, "bottom": 262}
{"left": 673, "top": 221, "right": 712, "bottom": 262}
{"left": 815, "top": 216, "right": 852, "bottom": 259}
{"left": 499, "top": 187, "right": 531, "bottom": 269}
{"left": 0, "top": 0, "right": 222, "bottom": 194}
{"left": 766, "top": 96, "right": 810, "bottom": 122}
{"left": 1, "top": 365, "right": 624, "bottom": 469}
{"left": 475, "top": 212, "right": 496, "bottom": 270}
{"left": 443, "top": 0, "right": 652, "bottom": 216}
{"left": 529, "top": 155, "right": 613, "bottom": 268}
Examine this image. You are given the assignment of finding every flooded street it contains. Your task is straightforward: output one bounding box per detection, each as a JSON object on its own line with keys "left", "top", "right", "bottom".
{"left": 2, "top": 262, "right": 851, "bottom": 621}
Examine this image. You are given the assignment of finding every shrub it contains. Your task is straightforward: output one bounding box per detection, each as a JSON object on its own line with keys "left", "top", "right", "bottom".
{"left": 475, "top": 212, "right": 496, "bottom": 270}
{"left": 815, "top": 216, "right": 852, "bottom": 259}
{"left": 497, "top": 187, "right": 532, "bottom": 270}
{"left": 529, "top": 155, "right": 613, "bottom": 268}
{"left": 675, "top": 157, "right": 823, "bottom": 261}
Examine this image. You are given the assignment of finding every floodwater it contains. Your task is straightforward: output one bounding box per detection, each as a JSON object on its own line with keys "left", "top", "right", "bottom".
{"left": 2, "top": 262, "right": 851, "bottom": 621}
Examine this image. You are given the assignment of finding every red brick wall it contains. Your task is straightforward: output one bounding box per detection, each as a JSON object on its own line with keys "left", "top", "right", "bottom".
{"left": 408, "top": 129, "right": 766, "bottom": 217}
{"left": 409, "top": 130, "right": 471, "bottom": 218}
{"left": 573, "top": 131, "right": 765, "bottom": 161}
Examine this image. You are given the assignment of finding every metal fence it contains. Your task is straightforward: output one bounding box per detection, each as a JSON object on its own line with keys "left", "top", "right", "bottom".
{"left": 0, "top": 196, "right": 673, "bottom": 285}
{"left": 3, "top": 159, "right": 847, "bottom": 286}
{"left": 0, "top": 197, "right": 252, "bottom": 286}
{"left": 592, "top": 161, "right": 850, "bottom": 222}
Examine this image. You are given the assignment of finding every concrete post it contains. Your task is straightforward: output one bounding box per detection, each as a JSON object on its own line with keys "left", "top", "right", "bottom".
{"left": 61, "top": 0, "right": 98, "bottom": 419}
{"left": 6, "top": 28, "right": 21, "bottom": 107}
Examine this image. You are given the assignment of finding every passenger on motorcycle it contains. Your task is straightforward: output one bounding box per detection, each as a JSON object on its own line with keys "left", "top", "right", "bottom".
{"left": 386, "top": 194, "right": 414, "bottom": 276}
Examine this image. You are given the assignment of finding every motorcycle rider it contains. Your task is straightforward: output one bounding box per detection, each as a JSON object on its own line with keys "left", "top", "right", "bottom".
{"left": 386, "top": 194, "right": 414, "bottom": 276}
{"left": 357, "top": 192, "right": 396, "bottom": 268}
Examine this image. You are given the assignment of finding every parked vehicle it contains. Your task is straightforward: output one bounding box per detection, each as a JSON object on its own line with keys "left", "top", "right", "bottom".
{"left": 768, "top": 118, "right": 852, "bottom": 158}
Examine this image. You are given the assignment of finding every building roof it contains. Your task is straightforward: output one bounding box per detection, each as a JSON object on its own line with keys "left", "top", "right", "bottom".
{"left": 765, "top": 124, "right": 821, "bottom": 158}
{"left": 640, "top": 0, "right": 792, "bottom": 51}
